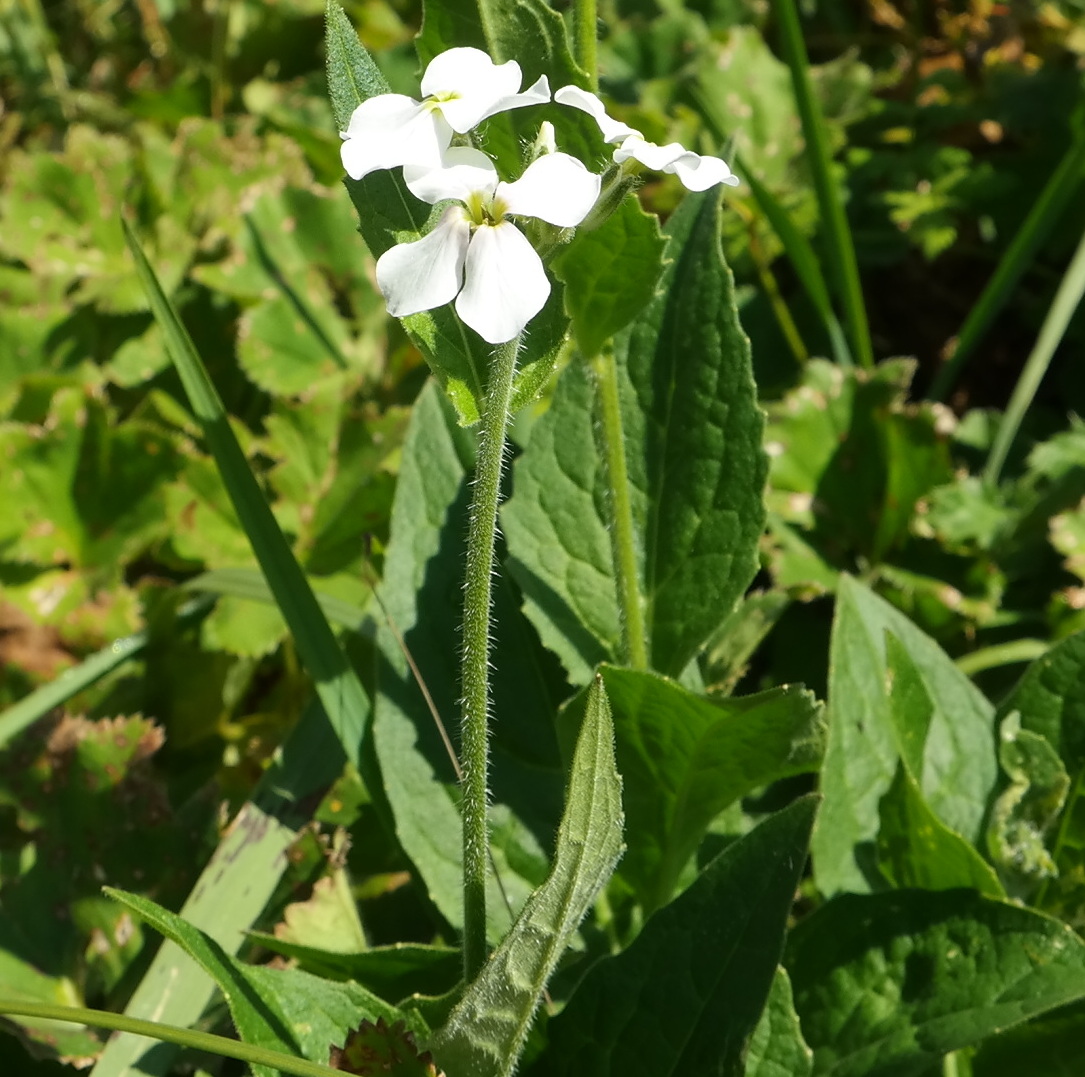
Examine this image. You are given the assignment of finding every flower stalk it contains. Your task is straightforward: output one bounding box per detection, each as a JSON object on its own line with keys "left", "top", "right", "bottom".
{"left": 593, "top": 349, "right": 648, "bottom": 669}
{"left": 460, "top": 333, "right": 521, "bottom": 981}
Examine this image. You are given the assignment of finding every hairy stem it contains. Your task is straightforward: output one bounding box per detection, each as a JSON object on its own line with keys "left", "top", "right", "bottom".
{"left": 593, "top": 349, "right": 649, "bottom": 669}
{"left": 461, "top": 334, "right": 520, "bottom": 982}
{"left": 575, "top": 0, "right": 598, "bottom": 89}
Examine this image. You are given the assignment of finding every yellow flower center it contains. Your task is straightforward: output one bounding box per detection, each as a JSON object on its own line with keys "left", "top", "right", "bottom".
{"left": 463, "top": 190, "right": 508, "bottom": 229}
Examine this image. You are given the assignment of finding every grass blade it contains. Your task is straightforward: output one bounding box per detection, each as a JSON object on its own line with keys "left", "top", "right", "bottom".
{"left": 0, "top": 999, "right": 341, "bottom": 1077}
{"left": 121, "top": 217, "right": 370, "bottom": 763}
{"left": 931, "top": 127, "right": 1085, "bottom": 401}
{"left": 0, "top": 597, "right": 212, "bottom": 749}
{"left": 741, "top": 158, "right": 853, "bottom": 367}
{"left": 772, "top": 0, "right": 873, "bottom": 370}
{"left": 984, "top": 222, "right": 1085, "bottom": 484}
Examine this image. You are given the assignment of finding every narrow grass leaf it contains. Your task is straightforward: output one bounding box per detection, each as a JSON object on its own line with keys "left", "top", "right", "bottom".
{"left": 932, "top": 127, "right": 1085, "bottom": 401}
{"left": 123, "top": 220, "right": 370, "bottom": 764}
{"left": 740, "top": 160, "right": 852, "bottom": 367}
{"left": 427, "top": 675, "right": 624, "bottom": 1077}
{"left": 0, "top": 597, "right": 211, "bottom": 749}
{"left": 529, "top": 796, "right": 817, "bottom": 1077}
{"left": 771, "top": 0, "right": 872, "bottom": 370}
{"left": 788, "top": 889, "right": 1085, "bottom": 1077}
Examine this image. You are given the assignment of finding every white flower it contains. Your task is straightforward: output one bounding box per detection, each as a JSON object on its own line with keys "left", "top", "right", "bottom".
{"left": 341, "top": 48, "right": 551, "bottom": 181}
{"left": 376, "top": 147, "right": 601, "bottom": 343}
{"left": 554, "top": 85, "right": 740, "bottom": 191}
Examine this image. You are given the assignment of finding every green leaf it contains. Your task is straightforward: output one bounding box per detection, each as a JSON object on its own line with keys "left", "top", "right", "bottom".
{"left": 788, "top": 889, "right": 1085, "bottom": 1077}
{"left": 528, "top": 796, "right": 818, "bottom": 1077}
{"left": 373, "top": 382, "right": 565, "bottom": 938}
{"left": 765, "top": 359, "right": 953, "bottom": 574}
{"left": 552, "top": 199, "right": 666, "bottom": 359}
{"left": 745, "top": 968, "right": 814, "bottom": 1077}
{"left": 560, "top": 666, "right": 825, "bottom": 910}
{"left": 813, "top": 575, "right": 998, "bottom": 896}
{"left": 123, "top": 220, "right": 370, "bottom": 767}
{"left": 427, "top": 674, "right": 624, "bottom": 1077}
{"left": 998, "top": 628, "right": 1085, "bottom": 775}
{"left": 104, "top": 889, "right": 407, "bottom": 1077}
{"left": 505, "top": 192, "right": 767, "bottom": 679}
{"left": 986, "top": 712, "right": 1069, "bottom": 900}
{"left": 877, "top": 763, "right": 1005, "bottom": 898}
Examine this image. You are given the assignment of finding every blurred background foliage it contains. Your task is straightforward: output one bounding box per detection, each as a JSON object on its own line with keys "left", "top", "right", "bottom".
{"left": 2, "top": 0, "right": 1085, "bottom": 1067}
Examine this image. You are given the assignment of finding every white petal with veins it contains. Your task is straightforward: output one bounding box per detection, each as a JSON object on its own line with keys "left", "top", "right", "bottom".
{"left": 499, "top": 152, "right": 601, "bottom": 227}
{"left": 375, "top": 207, "right": 471, "bottom": 317}
{"left": 456, "top": 222, "right": 550, "bottom": 343}
{"left": 668, "top": 153, "right": 740, "bottom": 190}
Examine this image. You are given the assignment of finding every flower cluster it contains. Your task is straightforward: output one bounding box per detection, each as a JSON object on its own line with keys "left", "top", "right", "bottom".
{"left": 341, "top": 48, "right": 739, "bottom": 343}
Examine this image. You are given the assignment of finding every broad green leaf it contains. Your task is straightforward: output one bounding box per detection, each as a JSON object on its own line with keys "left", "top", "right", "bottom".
{"left": 877, "top": 764, "right": 1004, "bottom": 898}
{"left": 788, "top": 889, "right": 1085, "bottom": 1077}
{"left": 91, "top": 698, "right": 352, "bottom": 1077}
{"left": 503, "top": 358, "right": 618, "bottom": 682}
{"left": 875, "top": 632, "right": 1005, "bottom": 897}
{"left": 528, "top": 796, "right": 817, "bottom": 1077}
{"left": 505, "top": 192, "right": 767, "bottom": 679}
{"left": 552, "top": 199, "right": 666, "bottom": 359}
{"left": 998, "top": 628, "right": 1085, "bottom": 775}
{"left": 427, "top": 675, "right": 624, "bottom": 1077}
{"left": 560, "top": 666, "right": 824, "bottom": 910}
{"left": 986, "top": 712, "right": 1069, "bottom": 900}
{"left": 745, "top": 968, "right": 814, "bottom": 1077}
{"left": 104, "top": 889, "right": 406, "bottom": 1077}
{"left": 813, "top": 575, "right": 997, "bottom": 896}
{"left": 765, "top": 359, "right": 953, "bottom": 577}
{"left": 373, "top": 382, "right": 565, "bottom": 938}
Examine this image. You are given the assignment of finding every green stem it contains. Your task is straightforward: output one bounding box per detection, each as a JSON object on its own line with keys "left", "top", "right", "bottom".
{"left": 461, "top": 335, "right": 521, "bottom": 982}
{"left": 575, "top": 0, "right": 598, "bottom": 89}
{"left": 773, "top": 0, "right": 874, "bottom": 370}
{"left": 0, "top": 999, "right": 339, "bottom": 1077}
{"left": 593, "top": 350, "right": 649, "bottom": 669}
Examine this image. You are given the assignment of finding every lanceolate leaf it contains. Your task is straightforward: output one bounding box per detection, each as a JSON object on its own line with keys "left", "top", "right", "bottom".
{"left": 813, "top": 575, "right": 997, "bottom": 896}
{"left": 427, "top": 675, "right": 624, "bottom": 1077}
{"left": 505, "top": 192, "right": 767, "bottom": 680}
{"left": 560, "top": 666, "right": 825, "bottom": 911}
{"left": 788, "top": 890, "right": 1085, "bottom": 1077}
{"left": 529, "top": 796, "right": 817, "bottom": 1077}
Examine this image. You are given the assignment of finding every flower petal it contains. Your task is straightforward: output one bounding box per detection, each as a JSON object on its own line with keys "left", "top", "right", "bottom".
{"left": 404, "top": 147, "right": 499, "bottom": 205}
{"left": 340, "top": 96, "right": 451, "bottom": 179}
{"left": 613, "top": 135, "right": 689, "bottom": 171}
{"left": 375, "top": 207, "right": 471, "bottom": 318}
{"left": 474, "top": 74, "right": 553, "bottom": 125}
{"left": 666, "top": 152, "right": 741, "bottom": 191}
{"left": 553, "top": 85, "right": 639, "bottom": 144}
{"left": 498, "top": 152, "right": 601, "bottom": 227}
{"left": 456, "top": 222, "right": 550, "bottom": 344}
{"left": 421, "top": 47, "right": 524, "bottom": 132}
